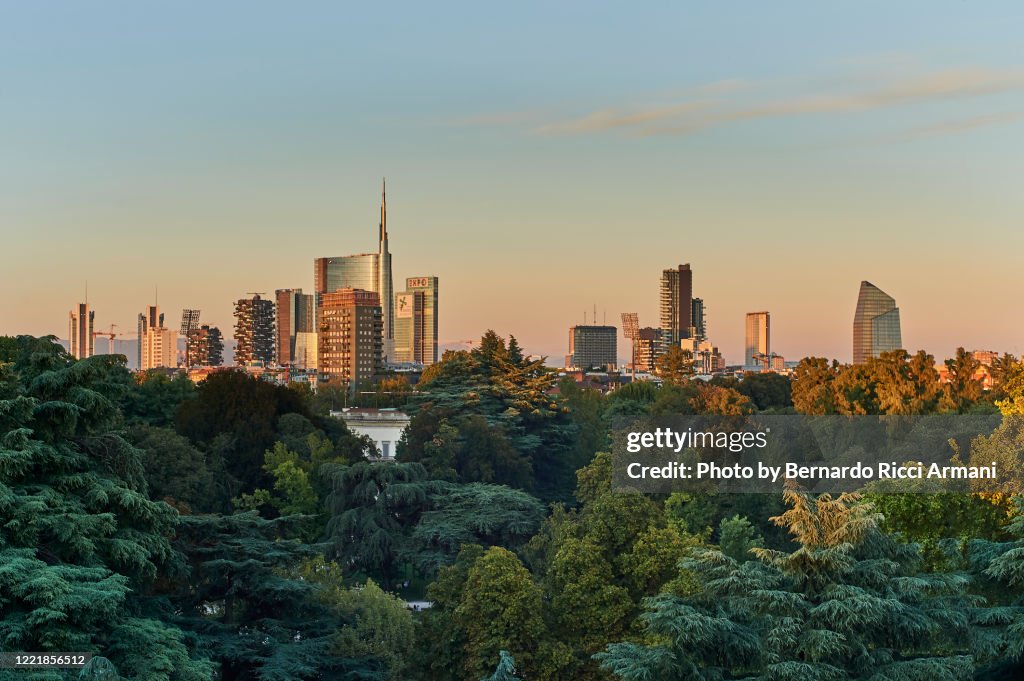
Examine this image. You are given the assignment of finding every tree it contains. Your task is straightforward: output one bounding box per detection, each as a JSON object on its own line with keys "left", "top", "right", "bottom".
{"left": 171, "top": 512, "right": 381, "bottom": 680}
{"left": 791, "top": 357, "right": 839, "bottom": 415}
{"left": 128, "top": 424, "right": 221, "bottom": 512}
{"left": 690, "top": 384, "right": 753, "bottom": 416}
{"left": 597, "top": 485, "right": 995, "bottom": 681}
{"left": 175, "top": 369, "right": 313, "bottom": 494}
{"left": 737, "top": 372, "right": 793, "bottom": 412}
{"left": 944, "top": 347, "right": 985, "bottom": 413}
{"left": 482, "top": 650, "right": 523, "bottom": 681}
{"left": 406, "top": 482, "right": 545, "bottom": 576}
{"left": 454, "top": 547, "right": 565, "bottom": 681}
{"left": 121, "top": 371, "right": 196, "bottom": 428}
{"left": 656, "top": 346, "right": 695, "bottom": 384}
{"left": 323, "top": 461, "right": 438, "bottom": 588}
{"left": 717, "top": 514, "right": 763, "bottom": 563}
{"left": 0, "top": 338, "right": 211, "bottom": 678}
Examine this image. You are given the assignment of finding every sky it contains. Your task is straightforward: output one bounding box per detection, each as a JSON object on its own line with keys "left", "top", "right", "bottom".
{"left": 2, "top": 2, "right": 1023, "bottom": 365}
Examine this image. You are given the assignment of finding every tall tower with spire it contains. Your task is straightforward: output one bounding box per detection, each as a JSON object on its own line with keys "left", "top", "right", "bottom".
{"left": 378, "top": 178, "right": 394, "bottom": 360}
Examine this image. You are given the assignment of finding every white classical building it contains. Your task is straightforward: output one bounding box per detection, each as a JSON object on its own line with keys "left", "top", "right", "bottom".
{"left": 330, "top": 407, "right": 411, "bottom": 461}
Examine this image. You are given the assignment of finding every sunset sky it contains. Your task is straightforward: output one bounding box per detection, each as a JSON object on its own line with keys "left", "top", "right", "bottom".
{"left": 2, "top": 2, "right": 1023, "bottom": 364}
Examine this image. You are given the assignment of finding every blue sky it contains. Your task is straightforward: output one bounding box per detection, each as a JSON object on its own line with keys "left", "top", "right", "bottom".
{"left": 2, "top": 2, "right": 1022, "bottom": 363}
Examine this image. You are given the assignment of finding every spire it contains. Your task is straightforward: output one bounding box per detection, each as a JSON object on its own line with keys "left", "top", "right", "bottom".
{"left": 380, "top": 177, "right": 387, "bottom": 242}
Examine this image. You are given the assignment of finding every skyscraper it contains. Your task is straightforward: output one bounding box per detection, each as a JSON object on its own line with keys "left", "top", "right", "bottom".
{"left": 275, "top": 288, "right": 315, "bottom": 367}
{"left": 137, "top": 305, "right": 164, "bottom": 369}
{"left": 853, "top": 281, "right": 902, "bottom": 363}
{"left": 318, "top": 288, "right": 382, "bottom": 385}
{"left": 313, "top": 181, "right": 394, "bottom": 360}
{"left": 186, "top": 325, "right": 224, "bottom": 367}
{"left": 393, "top": 276, "right": 439, "bottom": 365}
{"left": 660, "top": 264, "right": 693, "bottom": 350}
{"left": 566, "top": 325, "right": 617, "bottom": 370}
{"left": 691, "top": 298, "right": 706, "bottom": 342}
{"left": 69, "top": 303, "right": 94, "bottom": 360}
{"left": 180, "top": 309, "right": 201, "bottom": 339}
{"left": 745, "top": 311, "right": 771, "bottom": 369}
{"left": 234, "top": 294, "right": 276, "bottom": 365}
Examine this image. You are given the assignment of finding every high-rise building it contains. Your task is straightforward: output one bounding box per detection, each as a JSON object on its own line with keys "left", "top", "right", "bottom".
{"left": 137, "top": 305, "right": 164, "bottom": 369}
{"left": 660, "top": 264, "right": 693, "bottom": 351}
{"left": 275, "top": 288, "right": 315, "bottom": 367}
{"left": 313, "top": 181, "right": 394, "bottom": 360}
{"left": 634, "top": 327, "right": 661, "bottom": 373}
{"left": 691, "top": 298, "right": 706, "bottom": 342}
{"left": 393, "top": 276, "right": 439, "bottom": 365}
{"left": 234, "top": 294, "right": 276, "bottom": 366}
{"left": 186, "top": 325, "right": 224, "bottom": 367}
{"left": 141, "top": 325, "right": 177, "bottom": 370}
{"left": 68, "top": 303, "right": 94, "bottom": 360}
{"left": 566, "top": 325, "right": 617, "bottom": 370}
{"left": 180, "top": 309, "right": 201, "bottom": 338}
{"left": 318, "top": 288, "right": 382, "bottom": 385}
{"left": 681, "top": 337, "right": 726, "bottom": 375}
{"left": 853, "top": 281, "right": 902, "bottom": 363}
{"left": 745, "top": 312, "right": 771, "bottom": 369}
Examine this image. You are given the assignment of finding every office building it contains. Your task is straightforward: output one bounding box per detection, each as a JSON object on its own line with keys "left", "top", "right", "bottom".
{"left": 853, "top": 281, "right": 902, "bottom": 363}
{"left": 318, "top": 288, "right": 383, "bottom": 385}
{"left": 566, "top": 325, "right": 617, "bottom": 370}
{"left": 660, "top": 264, "right": 693, "bottom": 351}
{"left": 137, "top": 305, "right": 164, "bottom": 369}
{"left": 186, "top": 325, "right": 224, "bottom": 367}
{"left": 634, "top": 327, "right": 661, "bottom": 373}
{"left": 180, "top": 309, "right": 201, "bottom": 338}
{"left": 393, "top": 276, "right": 439, "bottom": 365}
{"left": 234, "top": 294, "right": 276, "bottom": 365}
{"left": 313, "top": 181, "right": 394, "bottom": 359}
{"left": 141, "top": 325, "right": 177, "bottom": 370}
{"left": 275, "top": 288, "right": 315, "bottom": 367}
{"left": 68, "top": 303, "right": 94, "bottom": 360}
{"left": 691, "top": 298, "right": 706, "bottom": 342}
{"left": 681, "top": 337, "right": 726, "bottom": 375}
{"left": 745, "top": 312, "right": 771, "bottom": 369}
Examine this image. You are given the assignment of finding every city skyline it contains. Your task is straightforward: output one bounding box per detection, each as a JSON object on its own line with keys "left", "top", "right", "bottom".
{"left": 3, "top": 4, "right": 1023, "bottom": 363}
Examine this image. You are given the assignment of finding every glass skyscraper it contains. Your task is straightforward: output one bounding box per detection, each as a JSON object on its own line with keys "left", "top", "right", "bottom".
{"left": 853, "top": 281, "right": 902, "bottom": 363}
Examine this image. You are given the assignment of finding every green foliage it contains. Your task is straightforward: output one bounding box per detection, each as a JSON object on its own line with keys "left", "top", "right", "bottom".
{"left": 172, "top": 511, "right": 379, "bottom": 679}
{"left": 406, "top": 482, "right": 545, "bottom": 576}
{"left": 655, "top": 347, "right": 694, "bottom": 385}
{"left": 128, "top": 424, "right": 221, "bottom": 512}
{"left": 120, "top": 371, "right": 196, "bottom": 428}
{"left": 0, "top": 337, "right": 209, "bottom": 676}
{"left": 175, "top": 369, "right": 313, "bottom": 493}
{"left": 736, "top": 371, "right": 793, "bottom": 411}
{"left": 399, "top": 330, "right": 578, "bottom": 502}
{"left": 598, "top": 486, "right": 996, "bottom": 681}
{"left": 481, "top": 650, "right": 523, "bottom": 681}
{"left": 324, "top": 461, "right": 438, "bottom": 588}
{"left": 717, "top": 514, "right": 764, "bottom": 563}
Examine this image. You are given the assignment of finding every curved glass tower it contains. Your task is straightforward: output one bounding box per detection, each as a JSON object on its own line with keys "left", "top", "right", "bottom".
{"left": 853, "top": 281, "right": 902, "bottom": 363}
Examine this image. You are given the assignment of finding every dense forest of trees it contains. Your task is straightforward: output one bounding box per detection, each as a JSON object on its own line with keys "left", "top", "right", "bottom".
{"left": 1, "top": 333, "right": 1024, "bottom": 679}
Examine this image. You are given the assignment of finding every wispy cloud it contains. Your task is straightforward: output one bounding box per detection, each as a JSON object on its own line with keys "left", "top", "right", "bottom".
{"left": 545, "top": 67, "right": 1024, "bottom": 137}
{"left": 904, "top": 109, "right": 1024, "bottom": 139}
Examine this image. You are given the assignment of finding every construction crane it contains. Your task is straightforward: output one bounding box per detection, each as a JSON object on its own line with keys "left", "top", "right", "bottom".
{"left": 92, "top": 324, "right": 118, "bottom": 354}
{"left": 751, "top": 352, "right": 783, "bottom": 372}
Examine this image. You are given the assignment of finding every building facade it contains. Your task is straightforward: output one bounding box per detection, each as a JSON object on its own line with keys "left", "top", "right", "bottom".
{"left": 660, "top": 264, "right": 693, "bottom": 351}
{"left": 317, "top": 288, "right": 383, "bottom": 385}
{"left": 745, "top": 311, "right": 771, "bottom": 369}
{"left": 681, "top": 337, "right": 726, "bottom": 375}
{"left": 141, "top": 326, "right": 177, "bottom": 370}
{"left": 634, "top": 327, "right": 661, "bottom": 373}
{"left": 853, "top": 281, "right": 902, "bottom": 363}
{"left": 566, "top": 325, "right": 617, "bottom": 370}
{"left": 312, "top": 182, "right": 395, "bottom": 360}
{"left": 330, "top": 407, "right": 410, "bottom": 461}
{"left": 137, "top": 305, "right": 164, "bottom": 369}
{"left": 691, "top": 297, "right": 706, "bottom": 342}
{"left": 275, "top": 288, "right": 315, "bottom": 367}
{"left": 69, "top": 303, "right": 94, "bottom": 360}
{"left": 186, "top": 325, "right": 224, "bottom": 367}
{"left": 234, "top": 294, "right": 276, "bottom": 365}
{"left": 393, "top": 276, "right": 439, "bottom": 365}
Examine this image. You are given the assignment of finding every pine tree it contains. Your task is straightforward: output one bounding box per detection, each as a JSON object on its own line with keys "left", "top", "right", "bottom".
{"left": 481, "top": 650, "right": 523, "bottom": 681}
{"left": 597, "top": 485, "right": 991, "bottom": 681}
